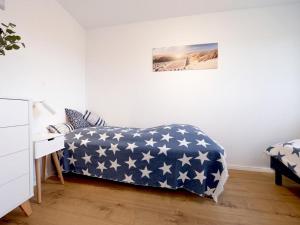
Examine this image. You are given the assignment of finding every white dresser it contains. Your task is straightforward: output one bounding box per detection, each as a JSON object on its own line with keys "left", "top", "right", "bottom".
{"left": 0, "top": 98, "right": 33, "bottom": 217}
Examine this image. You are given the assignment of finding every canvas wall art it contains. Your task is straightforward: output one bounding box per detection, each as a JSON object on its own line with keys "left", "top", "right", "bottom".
{"left": 153, "top": 43, "right": 218, "bottom": 72}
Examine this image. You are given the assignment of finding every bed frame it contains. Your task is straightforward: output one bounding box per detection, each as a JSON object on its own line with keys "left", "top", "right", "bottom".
{"left": 270, "top": 156, "right": 300, "bottom": 185}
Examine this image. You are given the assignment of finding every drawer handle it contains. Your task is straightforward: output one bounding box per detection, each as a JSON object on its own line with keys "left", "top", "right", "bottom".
{"left": 47, "top": 138, "right": 55, "bottom": 141}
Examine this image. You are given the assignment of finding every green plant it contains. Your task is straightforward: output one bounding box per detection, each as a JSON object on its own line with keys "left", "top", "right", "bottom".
{"left": 0, "top": 23, "right": 25, "bottom": 56}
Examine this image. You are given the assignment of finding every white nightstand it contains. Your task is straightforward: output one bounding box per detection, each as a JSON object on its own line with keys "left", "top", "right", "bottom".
{"left": 34, "top": 133, "right": 65, "bottom": 203}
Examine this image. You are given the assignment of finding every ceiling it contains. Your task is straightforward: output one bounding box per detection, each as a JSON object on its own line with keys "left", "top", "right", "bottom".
{"left": 57, "top": 0, "right": 300, "bottom": 29}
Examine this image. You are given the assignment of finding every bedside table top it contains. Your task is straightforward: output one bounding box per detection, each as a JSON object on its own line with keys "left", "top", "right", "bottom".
{"left": 33, "top": 133, "right": 64, "bottom": 142}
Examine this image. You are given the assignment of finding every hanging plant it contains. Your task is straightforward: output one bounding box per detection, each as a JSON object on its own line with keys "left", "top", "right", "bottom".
{"left": 0, "top": 23, "right": 25, "bottom": 56}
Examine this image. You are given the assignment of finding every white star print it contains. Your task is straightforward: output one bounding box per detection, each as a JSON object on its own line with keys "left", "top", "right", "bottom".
{"left": 109, "top": 143, "right": 120, "bottom": 155}
{"left": 113, "top": 133, "right": 124, "bottom": 141}
{"left": 177, "top": 129, "right": 188, "bottom": 135}
{"left": 197, "top": 139, "right": 210, "bottom": 148}
{"left": 57, "top": 150, "right": 64, "bottom": 159}
{"left": 178, "top": 138, "right": 191, "bottom": 148}
{"left": 164, "top": 126, "right": 172, "bottom": 130}
{"left": 212, "top": 170, "right": 221, "bottom": 182}
{"left": 96, "top": 162, "right": 106, "bottom": 172}
{"left": 80, "top": 138, "right": 90, "bottom": 147}
{"left": 161, "top": 133, "right": 173, "bottom": 142}
{"left": 82, "top": 153, "right": 92, "bottom": 164}
{"left": 125, "top": 157, "right": 136, "bottom": 169}
{"left": 178, "top": 171, "right": 190, "bottom": 183}
{"left": 194, "top": 170, "right": 206, "bottom": 184}
{"left": 205, "top": 187, "right": 215, "bottom": 196}
{"left": 68, "top": 142, "right": 77, "bottom": 152}
{"left": 126, "top": 142, "right": 138, "bottom": 152}
{"left": 140, "top": 166, "right": 152, "bottom": 178}
{"left": 178, "top": 154, "right": 192, "bottom": 166}
{"left": 159, "top": 162, "right": 172, "bottom": 175}
{"left": 96, "top": 147, "right": 106, "bottom": 157}
{"left": 133, "top": 132, "right": 141, "bottom": 137}
{"left": 123, "top": 174, "right": 134, "bottom": 183}
{"left": 149, "top": 130, "right": 158, "bottom": 135}
{"left": 74, "top": 133, "right": 83, "bottom": 140}
{"left": 82, "top": 168, "right": 91, "bottom": 176}
{"left": 67, "top": 155, "right": 77, "bottom": 165}
{"left": 142, "top": 151, "right": 154, "bottom": 163}
{"left": 99, "top": 133, "right": 109, "bottom": 141}
{"left": 159, "top": 180, "right": 171, "bottom": 188}
{"left": 87, "top": 130, "right": 96, "bottom": 136}
{"left": 158, "top": 144, "right": 171, "bottom": 156}
{"left": 197, "top": 131, "right": 206, "bottom": 136}
{"left": 145, "top": 138, "right": 157, "bottom": 147}
{"left": 195, "top": 152, "right": 210, "bottom": 165}
{"left": 121, "top": 129, "right": 129, "bottom": 132}
{"left": 110, "top": 159, "right": 121, "bottom": 171}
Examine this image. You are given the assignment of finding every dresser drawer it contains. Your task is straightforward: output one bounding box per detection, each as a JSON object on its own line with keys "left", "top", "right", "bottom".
{"left": 0, "top": 150, "right": 29, "bottom": 187}
{"left": 0, "top": 126, "right": 29, "bottom": 157}
{"left": 0, "top": 99, "right": 29, "bottom": 128}
{"left": 0, "top": 175, "right": 30, "bottom": 217}
{"left": 35, "top": 135, "right": 65, "bottom": 159}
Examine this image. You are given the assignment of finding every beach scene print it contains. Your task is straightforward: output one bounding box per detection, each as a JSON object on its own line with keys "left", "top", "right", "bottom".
{"left": 153, "top": 43, "right": 218, "bottom": 72}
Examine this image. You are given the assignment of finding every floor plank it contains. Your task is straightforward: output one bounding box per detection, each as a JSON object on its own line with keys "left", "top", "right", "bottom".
{"left": 1, "top": 170, "right": 299, "bottom": 225}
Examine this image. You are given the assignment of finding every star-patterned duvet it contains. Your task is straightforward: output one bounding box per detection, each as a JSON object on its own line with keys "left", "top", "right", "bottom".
{"left": 59, "top": 124, "right": 228, "bottom": 201}
{"left": 265, "top": 139, "right": 300, "bottom": 178}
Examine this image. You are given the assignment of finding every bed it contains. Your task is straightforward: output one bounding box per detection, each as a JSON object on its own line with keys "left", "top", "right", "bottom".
{"left": 265, "top": 139, "right": 300, "bottom": 185}
{"left": 58, "top": 124, "right": 228, "bottom": 201}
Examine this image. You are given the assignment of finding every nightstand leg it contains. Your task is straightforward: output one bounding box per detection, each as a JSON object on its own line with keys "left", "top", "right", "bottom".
{"left": 42, "top": 156, "right": 47, "bottom": 182}
{"left": 20, "top": 200, "right": 32, "bottom": 216}
{"left": 35, "top": 159, "right": 42, "bottom": 204}
{"left": 52, "top": 152, "right": 64, "bottom": 185}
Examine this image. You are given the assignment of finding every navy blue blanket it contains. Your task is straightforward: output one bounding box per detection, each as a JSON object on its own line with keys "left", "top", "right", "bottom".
{"left": 59, "top": 124, "right": 228, "bottom": 201}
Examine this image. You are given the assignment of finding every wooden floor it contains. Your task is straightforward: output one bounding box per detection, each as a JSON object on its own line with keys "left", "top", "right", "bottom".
{"left": 1, "top": 170, "right": 300, "bottom": 225}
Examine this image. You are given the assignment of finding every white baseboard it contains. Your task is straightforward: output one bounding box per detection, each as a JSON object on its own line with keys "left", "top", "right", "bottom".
{"left": 228, "top": 164, "right": 273, "bottom": 173}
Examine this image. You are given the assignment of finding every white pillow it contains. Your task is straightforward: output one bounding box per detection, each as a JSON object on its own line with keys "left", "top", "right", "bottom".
{"left": 83, "top": 110, "right": 106, "bottom": 126}
{"left": 48, "top": 123, "right": 75, "bottom": 134}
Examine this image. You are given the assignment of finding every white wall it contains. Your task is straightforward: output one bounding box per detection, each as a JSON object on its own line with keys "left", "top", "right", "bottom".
{"left": 0, "top": 0, "right": 86, "bottom": 133}
{"left": 86, "top": 4, "right": 300, "bottom": 169}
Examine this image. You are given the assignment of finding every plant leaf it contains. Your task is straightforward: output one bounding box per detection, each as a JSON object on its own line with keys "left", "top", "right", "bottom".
{"left": 5, "top": 45, "right": 13, "bottom": 50}
{"left": 5, "top": 35, "right": 18, "bottom": 42}
{"left": 6, "top": 29, "right": 15, "bottom": 34}
{"left": 1, "top": 23, "right": 8, "bottom": 28}
{"left": 8, "top": 23, "right": 16, "bottom": 27}
{"left": 21, "top": 43, "right": 25, "bottom": 48}
{"left": 12, "top": 44, "right": 20, "bottom": 50}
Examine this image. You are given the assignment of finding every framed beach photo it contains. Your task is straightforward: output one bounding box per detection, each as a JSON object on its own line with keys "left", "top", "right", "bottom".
{"left": 153, "top": 43, "right": 218, "bottom": 72}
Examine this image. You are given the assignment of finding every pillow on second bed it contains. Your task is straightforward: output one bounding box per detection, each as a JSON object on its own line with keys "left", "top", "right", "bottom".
{"left": 83, "top": 110, "right": 106, "bottom": 127}
{"left": 65, "top": 108, "right": 91, "bottom": 129}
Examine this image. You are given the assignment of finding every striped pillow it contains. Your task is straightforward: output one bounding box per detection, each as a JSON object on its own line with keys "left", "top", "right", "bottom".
{"left": 48, "top": 123, "right": 75, "bottom": 134}
{"left": 83, "top": 110, "right": 106, "bottom": 127}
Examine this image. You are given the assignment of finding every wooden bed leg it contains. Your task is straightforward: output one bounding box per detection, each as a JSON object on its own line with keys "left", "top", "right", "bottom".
{"left": 275, "top": 170, "right": 282, "bottom": 186}
{"left": 19, "top": 200, "right": 32, "bottom": 216}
